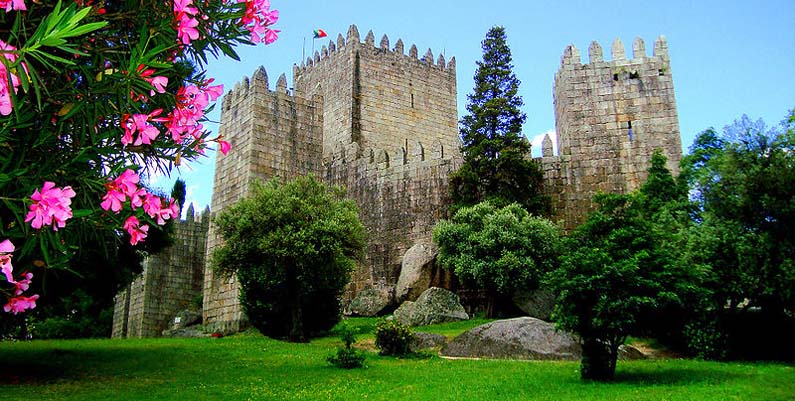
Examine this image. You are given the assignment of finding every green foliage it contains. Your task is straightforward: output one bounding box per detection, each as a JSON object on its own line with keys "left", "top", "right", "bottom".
{"left": 682, "top": 319, "right": 728, "bottom": 361}
{"left": 550, "top": 152, "right": 704, "bottom": 380}
{"left": 326, "top": 322, "right": 366, "bottom": 369}
{"left": 30, "top": 290, "right": 113, "bottom": 339}
{"left": 679, "top": 111, "right": 795, "bottom": 315}
{"left": 171, "top": 179, "right": 187, "bottom": 212}
{"left": 211, "top": 175, "right": 365, "bottom": 342}
{"left": 374, "top": 318, "right": 414, "bottom": 356}
{"left": 450, "top": 26, "right": 548, "bottom": 215}
{"left": 434, "top": 201, "right": 562, "bottom": 317}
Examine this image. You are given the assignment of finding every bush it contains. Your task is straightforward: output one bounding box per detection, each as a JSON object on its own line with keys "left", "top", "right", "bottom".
{"left": 211, "top": 175, "right": 365, "bottom": 342}
{"left": 326, "top": 323, "right": 365, "bottom": 369}
{"left": 374, "top": 319, "right": 414, "bottom": 356}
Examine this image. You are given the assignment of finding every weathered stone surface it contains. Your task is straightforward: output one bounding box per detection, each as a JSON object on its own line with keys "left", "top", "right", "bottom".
{"left": 172, "top": 310, "right": 202, "bottom": 330}
{"left": 396, "top": 242, "right": 438, "bottom": 302}
{"left": 441, "top": 317, "right": 580, "bottom": 360}
{"left": 410, "top": 332, "right": 447, "bottom": 352}
{"left": 162, "top": 325, "right": 212, "bottom": 338}
{"left": 345, "top": 288, "right": 392, "bottom": 317}
{"left": 512, "top": 289, "right": 556, "bottom": 321}
{"left": 394, "top": 287, "right": 468, "bottom": 326}
{"left": 618, "top": 344, "right": 647, "bottom": 360}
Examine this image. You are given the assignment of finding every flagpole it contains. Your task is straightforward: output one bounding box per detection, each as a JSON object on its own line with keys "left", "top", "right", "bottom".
{"left": 302, "top": 37, "right": 306, "bottom": 62}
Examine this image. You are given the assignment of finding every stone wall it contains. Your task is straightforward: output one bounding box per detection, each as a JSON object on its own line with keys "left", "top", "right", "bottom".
{"left": 201, "top": 69, "right": 323, "bottom": 332}
{"left": 325, "top": 141, "right": 462, "bottom": 298}
{"left": 548, "top": 36, "right": 682, "bottom": 230}
{"left": 111, "top": 206, "right": 209, "bottom": 338}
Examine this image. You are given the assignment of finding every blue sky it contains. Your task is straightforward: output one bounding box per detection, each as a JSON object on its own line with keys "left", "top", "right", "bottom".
{"left": 154, "top": 0, "right": 795, "bottom": 213}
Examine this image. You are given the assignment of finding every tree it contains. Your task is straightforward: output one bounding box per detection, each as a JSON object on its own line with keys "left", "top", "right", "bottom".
{"left": 450, "top": 26, "right": 548, "bottom": 215}
{"left": 0, "top": 1, "right": 279, "bottom": 318}
{"left": 433, "top": 201, "right": 562, "bottom": 317}
{"left": 211, "top": 175, "right": 365, "bottom": 342}
{"left": 171, "top": 179, "right": 188, "bottom": 213}
{"left": 550, "top": 154, "right": 701, "bottom": 381}
{"left": 680, "top": 111, "right": 795, "bottom": 315}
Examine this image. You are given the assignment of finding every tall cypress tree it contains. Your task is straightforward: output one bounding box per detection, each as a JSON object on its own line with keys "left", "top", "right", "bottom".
{"left": 450, "top": 26, "right": 548, "bottom": 215}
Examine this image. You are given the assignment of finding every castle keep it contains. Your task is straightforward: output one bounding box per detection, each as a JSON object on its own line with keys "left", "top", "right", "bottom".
{"left": 113, "top": 26, "right": 682, "bottom": 337}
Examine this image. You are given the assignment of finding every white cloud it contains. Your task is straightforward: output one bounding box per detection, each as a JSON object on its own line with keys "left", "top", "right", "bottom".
{"left": 528, "top": 129, "right": 557, "bottom": 157}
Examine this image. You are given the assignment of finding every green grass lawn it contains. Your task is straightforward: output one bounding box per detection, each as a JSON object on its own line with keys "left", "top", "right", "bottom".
{"left": 0, "top": 319, "right": 793, "bottom": 401}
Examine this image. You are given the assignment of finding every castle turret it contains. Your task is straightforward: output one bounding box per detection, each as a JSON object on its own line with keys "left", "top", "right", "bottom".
{"left": 550, "top": 36, "right": 682, "bottom": 230}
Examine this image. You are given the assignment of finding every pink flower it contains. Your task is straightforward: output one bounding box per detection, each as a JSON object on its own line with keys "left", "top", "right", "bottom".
{"left": 14, "top": 272, "right": 32, "bottom": 295}
{"left": 0, "top": 0, "right": 25, "bottom": 12}
{"left": 219, "top": 140, "right": 231, "bottom": 155}
{"left": 101, "top": 169, "right": 141, "bottom": 213}
{"left": 4, "top": 295, "right": 39, "bottom": 315}
{"left": 121, "top": 111, "right": 162, "bottom": 146}
{"left": 142, "top": 193, "right": 162, "bottom": 218}
{"left": 238, "top": 0, "right": 279, "bottom": 44}
{"left": 0, "top": 39, "right": 21, "bottom": 116}
{"left": 123, "top": 216, "right": 149, "bottom": 245}
{"left": 24, "top": 182, "right": 76, "bottom": 231}
{"left": 176, "top": 14, "right": 200, "bottom": 45}
{"left": 1, "top": 239, "right": 14, "bottom": 284}
{"left": 148, "top": 76, "right": 169, "bottom": 94}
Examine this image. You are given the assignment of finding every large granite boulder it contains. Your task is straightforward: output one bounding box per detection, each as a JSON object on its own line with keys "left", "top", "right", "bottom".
{"left": 512, "top": 289, "right": 556, "bottom": 321}
{"left": 410, "top": 332, "right": 448, "bottom": 352}
{"left": 171, "top": 310, "right": 202, "bottom": 330}
{"left": 394, "top": 287, "right": 469, "bottom": 326}
{"left": 396, "top": 242, "right": 438, "bottom": 302}
{"left": 344, "top": 288, "right": 392, "bottom": 317}
{"left": 441, "top": 317, "right": 580, "bottom": 360}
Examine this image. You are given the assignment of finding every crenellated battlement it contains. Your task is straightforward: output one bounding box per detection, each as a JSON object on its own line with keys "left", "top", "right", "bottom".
{"left": 326, "top": 137, "right": 452, "bottom": 173}
{"left": 295, "top": 24, "right": 456, "bottom": 77}
{"left": 558, "top": 35, "right": 669, "bottom": 70}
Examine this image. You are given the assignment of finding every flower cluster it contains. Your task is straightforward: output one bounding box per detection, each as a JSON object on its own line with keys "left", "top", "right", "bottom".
{"left": 25, "top": 182, "right": 76, "bottom": 231}
{"left": 1, "top": 240, "right": 39, "bottom": 314}
{"left": 0, "top": 0, "right": 25, "bottom": 12}
{"left": 101, "top": 169, "right": 179, "bottom": 245}
{"left": 239, "top": 0, "right": 280, "bottom": 44}
{"left": 0, "top": 39, "right": 21, "bottom": 116}
{"left": 174, "top": 0, "right": 200, "bottom": 45}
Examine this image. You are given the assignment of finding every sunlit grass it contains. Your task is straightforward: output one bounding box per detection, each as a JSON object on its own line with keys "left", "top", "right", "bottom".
{"left": 0, "top": 318, "right": 792, "bottom": 401}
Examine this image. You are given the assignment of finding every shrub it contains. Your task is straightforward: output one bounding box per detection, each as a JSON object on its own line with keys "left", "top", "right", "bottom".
{"left": 374, "top": 319, "right": 414, "bottom": 356}
{"left": 326, "top": 323, "right": 365, "bottom": 369}
{"left": 211, "top": 175, "right": 366, "bottom": 342}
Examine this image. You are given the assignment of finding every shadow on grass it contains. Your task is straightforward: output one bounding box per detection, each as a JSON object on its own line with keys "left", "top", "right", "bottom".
{"left": 612, "top": 366, "right": 743, "bottom": 386}
{"left": 0, "top": 345, "right": 185, "bottom": 385}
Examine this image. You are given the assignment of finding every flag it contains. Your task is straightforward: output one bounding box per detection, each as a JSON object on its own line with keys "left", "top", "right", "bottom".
{"left": 313, "top": 29, "right": 327, "bottom": 39}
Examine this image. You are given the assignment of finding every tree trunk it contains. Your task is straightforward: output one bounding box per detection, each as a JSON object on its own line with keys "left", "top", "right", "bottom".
{"left": 580, "top": 337, "right": 618, "bottom": 381}
{"left": 289, "top": 303, "right": 305, "bottom": 342}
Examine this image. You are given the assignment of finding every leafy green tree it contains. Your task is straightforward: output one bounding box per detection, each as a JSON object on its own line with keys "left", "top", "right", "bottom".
{"left": 433, "top": 201, "right": 562, "bottom": 317}
{"left": 211, "top": 175, "right": 365, "bottom": 342}
{"left": 680, "top": 111, "right": 795, "bottom": 315}
{"left": 550, "top": 153, "right": 704, "bottom": 380}
{"left": 171, "top": 179, "right": 188, "bottom": 213}
{"left": 450, "top": 26, "right": 547, "bottom": 215}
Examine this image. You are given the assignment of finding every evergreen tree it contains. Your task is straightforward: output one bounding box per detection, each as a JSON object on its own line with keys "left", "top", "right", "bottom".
{"left": 450, "top": 26, "right": 548, "bottom": 215}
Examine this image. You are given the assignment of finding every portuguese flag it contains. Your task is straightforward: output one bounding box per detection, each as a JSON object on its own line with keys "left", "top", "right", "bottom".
{"left": 313, "top": 29, "right": 327, "bottom": 39}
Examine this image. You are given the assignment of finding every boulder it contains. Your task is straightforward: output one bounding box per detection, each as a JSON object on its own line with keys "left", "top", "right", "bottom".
{"left": 441, "top": 317, "right": 580, "bottom": 360}
{"left": 512, "top": 289, "right": 555, "bottom": 321}
{"left": 410, "top": 332, "right": 447, "bottom": 352}
{"left": 171, "top": 310, "right": 202, "bottom": 330}
{"left": 162, "top": 325, "right": 211, "bottom": 338}
{"left": 394, "top": 287, "right": 469, "bottom": 326}
{"left": 396, "top": 242, "right": 438, "bottom": 302}
{"left": 618, "top": 344, "right": 647, "bottom": 360}
{"left": 345, "top": 288, "right": 392, "bottom": 317}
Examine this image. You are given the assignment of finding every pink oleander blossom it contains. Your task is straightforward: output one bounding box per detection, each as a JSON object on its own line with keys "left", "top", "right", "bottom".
{"left": 4, "top": 294, "right": 38, "bottom": 314}
{"left": 101, "top": 169, "right": 142, "bottom": 213}
{"left": 121, "top": 111, "right": 162, "bottom": 146}
{"left": 0, "top": 239, "right": 14, "bottom": 284}
{"left": 174, "top": 0, "right": 200, "bottom": 45}
{"left": 14, "top": 272, "right": 32, "bottom": 295}
{"left": 238, "top": 0, "right": 279, "bottom": 44}
{"left": 123, "top": 215, "right": 149, "bottom": 245}
{"left": 0, "top": 0, "right": 26, "bottom": 12}
{"left": 0, "top": 39, "right": 21, "bottom": 116}
{"left": 219, "top": 140, "right": 231, "bottom": 155}
{"left": 24, "top": 182, "right": 76, "bottom": 231}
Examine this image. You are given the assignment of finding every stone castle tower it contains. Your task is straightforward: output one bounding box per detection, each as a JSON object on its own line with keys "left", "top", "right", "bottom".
{"left": 543, "top": 36, "right": 682, "bottom": 230}
{"left": 201, "top": 25, "right": 462, "bottom": 332}
{"left": 112, "top": 30, "right": 684, "bottom": 336}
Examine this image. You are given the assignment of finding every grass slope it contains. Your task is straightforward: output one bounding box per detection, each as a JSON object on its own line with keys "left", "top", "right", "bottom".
{"left": 0, "top": 319, "right": 793, "bottom": 401}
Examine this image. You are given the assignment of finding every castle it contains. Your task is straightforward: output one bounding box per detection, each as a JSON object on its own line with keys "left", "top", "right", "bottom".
{"left": 112, "top": 26, "right": 682, "bottom": 338}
